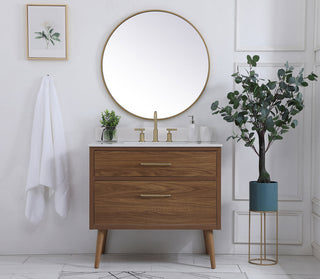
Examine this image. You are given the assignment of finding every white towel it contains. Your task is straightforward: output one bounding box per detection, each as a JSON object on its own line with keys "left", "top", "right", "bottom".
{"left": 25, "top": 75, "right": 69, "bottom": 224}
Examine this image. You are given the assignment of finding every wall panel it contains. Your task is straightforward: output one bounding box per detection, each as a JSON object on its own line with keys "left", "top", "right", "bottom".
{"left": 236, "top": 0, "right": 306, "bottom": 51}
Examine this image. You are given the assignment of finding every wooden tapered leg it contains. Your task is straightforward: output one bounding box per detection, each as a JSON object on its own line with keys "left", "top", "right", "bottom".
{"left": 203, "top": 231, "right": 209, "bottom": 255}
{"left": 204, "top": 230, "right": 216, "bottom": 269}
{"left": 95, "top": 230, "right": 107, "bottom": 268}
{"left": 101, "top": 230, "right": 108, "bottom": 254}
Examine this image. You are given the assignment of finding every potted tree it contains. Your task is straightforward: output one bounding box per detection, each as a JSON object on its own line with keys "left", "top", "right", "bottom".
{"left": 211, "top": 55, "right": 317, "bottom": 211}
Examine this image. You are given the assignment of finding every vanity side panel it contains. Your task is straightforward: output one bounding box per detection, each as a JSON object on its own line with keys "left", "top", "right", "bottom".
{"left": 90, "top": 147, "right": 96, "bottom": 229}
{"left": 216, "top": 147, "right": 221, "bottom": 230}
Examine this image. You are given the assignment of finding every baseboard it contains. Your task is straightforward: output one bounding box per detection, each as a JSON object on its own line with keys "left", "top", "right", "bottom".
{"left": 312, "top": 241, "right": 320, "bottom": 261}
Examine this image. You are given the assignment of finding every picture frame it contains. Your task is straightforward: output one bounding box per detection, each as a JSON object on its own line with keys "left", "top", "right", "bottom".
{"left": 26, "top": 4, "right": 68, "bottom": 60}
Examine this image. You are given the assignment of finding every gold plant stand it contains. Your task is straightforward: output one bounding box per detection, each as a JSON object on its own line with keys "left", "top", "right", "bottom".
{"left": 248, "top": 210, "right": 278, "bottom": 265}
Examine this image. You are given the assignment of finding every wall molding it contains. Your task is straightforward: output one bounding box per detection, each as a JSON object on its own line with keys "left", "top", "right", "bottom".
{"left": 312, "top": 197, "right": 320, "bottom": 218}
{"left": 233, "top": 210, "right": 303, "bottom": 245}
{"left": 312, "top": 241, "right": 320, "bottom": 261}
{"left": 235, "top": 0, "right": 306, "bottom": 52}
{"left": 314, "top": 0, "right": 320, "bottom": 51}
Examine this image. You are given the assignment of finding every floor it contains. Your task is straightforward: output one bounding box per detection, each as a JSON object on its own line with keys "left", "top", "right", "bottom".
{"left": 0, "top": 254, "right": 320, "bottom": 279}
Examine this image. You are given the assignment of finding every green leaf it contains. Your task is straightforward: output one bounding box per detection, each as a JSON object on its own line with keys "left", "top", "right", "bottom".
{"left": 308, "top": 74, "right": 316, "bottom": 81}
{"left": 267, "top": 81, "right": 277, "bottom": 90}
{"left": 253, "top": 55, "right": 260, "bottom": 62}
{"left": 211, "top": 101, "right": 219, "bottom": 111}
{"left": 52, "top": 32, "right": 60, "bottom": 37}
{"left": 278, "top": 69, "right": 285, "bottom": 79}
{"left": 233, "top": 100, "right": 240, "bottom": 109}
{"left": 288, "top": 77, "right": 295, "bottom": 84}
{"left": 279, "top": 81, "right": 287, "bottom": 89}
{"left": 260, "top": 108, "right": 269, "bottom": 119}
{"left": 301, "top": 81, "right": 308, "bottom": 87}
{"left": 266, "top": 116, "right": 274, "bottom": 132}
{"left": 284, "top": 61, "right": 289, "bottom": 69}
{"left": 223, "top": 116, "right": 234, "bottom": 122}
{"left": 291, "top": 119, "right": 298, "bottom": 128}
{"left": 227, "top": 92, "right": 235, "bottom": 100}
{"left": 235, "top": 76, "right": 242, "bottom": 84}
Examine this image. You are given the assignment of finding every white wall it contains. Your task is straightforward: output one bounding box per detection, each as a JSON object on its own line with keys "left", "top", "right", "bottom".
{"left": 312, "top": 0, "right": 320, "bottom": 261}
{"left": 0, "top": 0, "right": 316, "bottom": 255}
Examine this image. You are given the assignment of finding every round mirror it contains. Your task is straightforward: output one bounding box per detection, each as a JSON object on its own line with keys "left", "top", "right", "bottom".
{"left": 101, "top": 10, "right": 210, "bottom": 120}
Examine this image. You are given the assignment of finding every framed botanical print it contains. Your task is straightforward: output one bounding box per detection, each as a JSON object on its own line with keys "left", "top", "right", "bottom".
{"left": 26, "top": 4, "right": 68, "bottom": 60}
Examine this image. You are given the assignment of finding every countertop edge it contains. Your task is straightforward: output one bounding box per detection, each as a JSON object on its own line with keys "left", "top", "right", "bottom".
{"left": 89, "top": 142, "right": 223, "bottom": 147}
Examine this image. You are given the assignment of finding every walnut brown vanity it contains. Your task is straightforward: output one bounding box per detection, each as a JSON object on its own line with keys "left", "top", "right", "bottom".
{"left": 89, "top": 143, "right": 221, "bottom": 268}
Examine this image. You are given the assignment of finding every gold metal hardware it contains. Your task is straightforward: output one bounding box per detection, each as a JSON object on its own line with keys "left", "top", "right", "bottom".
{"left": 140, "top": 194, "right": 172, "bottom": 198}
{"left": 248, "top": 210, "right": 278, "bottom": 266}
{"left": 166, "top": 128, "right": 177, "bottom": 142}
{"left": 134, "top": 128, "right": 145, "bottom": 142}
{"left": 140, "top": 162, "right": 172, "bottom": 166}
{"left": 153, "top": 111, "right": 158, "bottom": 142}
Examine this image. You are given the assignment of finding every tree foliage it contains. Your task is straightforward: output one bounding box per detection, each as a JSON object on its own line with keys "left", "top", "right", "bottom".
{"left": 211, "top": 55, "right": 317, "bottom": 183}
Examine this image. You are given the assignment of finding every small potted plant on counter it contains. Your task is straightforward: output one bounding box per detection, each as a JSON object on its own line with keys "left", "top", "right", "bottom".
{"left": 100, "top": 109, "right": 121, "bottom": 142}
{"left": 211, "top": 55, "right": 317, "bottom": 211}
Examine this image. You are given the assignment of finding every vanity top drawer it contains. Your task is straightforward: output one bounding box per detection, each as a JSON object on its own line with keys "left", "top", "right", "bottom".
{"left": 93, "top": 180, "right": 218, "bottom": 229}
{"left": 93, "top": 148, "right": 217, "bottom": 178}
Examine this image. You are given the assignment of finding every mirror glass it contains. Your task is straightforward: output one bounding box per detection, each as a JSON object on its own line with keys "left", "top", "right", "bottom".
{"left": 101, "top": 10, "right": 210, "bottom": 120}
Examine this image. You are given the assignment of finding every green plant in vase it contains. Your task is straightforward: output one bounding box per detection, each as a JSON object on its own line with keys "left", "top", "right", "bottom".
{"left": 100, "top": 109, "right": 121, "bottom": 141}
{"left": 211, "top": 55, "right": 317, "bottom": 211}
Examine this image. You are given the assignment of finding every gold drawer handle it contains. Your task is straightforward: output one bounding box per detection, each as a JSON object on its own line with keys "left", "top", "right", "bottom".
{"left": 140, "top": 163, "right": 172, "bottom": 166}
{"left": 140, "top": 194, "right": 172, "bottom": 198}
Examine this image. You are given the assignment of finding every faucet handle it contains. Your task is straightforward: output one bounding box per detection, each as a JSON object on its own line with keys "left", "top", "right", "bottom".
{"left": 166, "top": 128, "right": 177, "bottom": 142}
{"left": 134, "top": 128, "right": 145, "bottom": 142}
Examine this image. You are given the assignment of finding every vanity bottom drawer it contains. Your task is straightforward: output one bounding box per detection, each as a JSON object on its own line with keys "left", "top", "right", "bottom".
{"left": 93, "top": 180, "right": 217, "bottom": 229}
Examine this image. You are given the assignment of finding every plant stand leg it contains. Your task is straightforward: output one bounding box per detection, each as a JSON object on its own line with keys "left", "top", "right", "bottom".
{"left": 204, "top": 230, "right": 216, "bottom": 269}
{"left": 95, "top": 230, "right": 107, "bottom": 268}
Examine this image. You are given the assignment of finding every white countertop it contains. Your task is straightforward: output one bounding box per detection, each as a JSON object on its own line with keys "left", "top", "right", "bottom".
{"left": 89, "top": 141, "right": 222, "bottom": 147}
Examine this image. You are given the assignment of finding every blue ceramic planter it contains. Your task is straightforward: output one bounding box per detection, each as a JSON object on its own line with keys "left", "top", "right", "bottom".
{"left": 249, "top": 181, "right": 278, "bottom": 211}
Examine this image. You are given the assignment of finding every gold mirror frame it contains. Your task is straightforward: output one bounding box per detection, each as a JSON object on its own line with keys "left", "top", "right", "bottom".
{"left": 101, "top": 10, "right": 210, "bottom": 120}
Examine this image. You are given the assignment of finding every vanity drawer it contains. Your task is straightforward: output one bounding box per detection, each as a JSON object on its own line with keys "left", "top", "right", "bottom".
{"left": 94, "top": 149, "right": 217, "bottom": 178}
{"left": 93, "top": 180, "right": 218, "bottom": 229}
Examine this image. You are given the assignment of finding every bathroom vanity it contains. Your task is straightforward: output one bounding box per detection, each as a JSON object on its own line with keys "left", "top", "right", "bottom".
{"left": 89, "top": 142, "right": 221, "bottom": 269}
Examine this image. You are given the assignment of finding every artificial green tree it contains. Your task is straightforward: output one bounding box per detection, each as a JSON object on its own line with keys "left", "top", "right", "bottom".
{"left": 211, "top": 55, "right": 317, "bottom": 183}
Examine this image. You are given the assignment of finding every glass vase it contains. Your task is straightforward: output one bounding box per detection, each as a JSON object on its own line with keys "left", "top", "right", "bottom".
{"left": 102, "top": 127, "right": 117, "bottom": 142}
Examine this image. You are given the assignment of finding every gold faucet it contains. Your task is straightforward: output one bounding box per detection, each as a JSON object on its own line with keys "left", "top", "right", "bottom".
{"left": 153, "top": 111, "right": 158, "bottom": 142}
